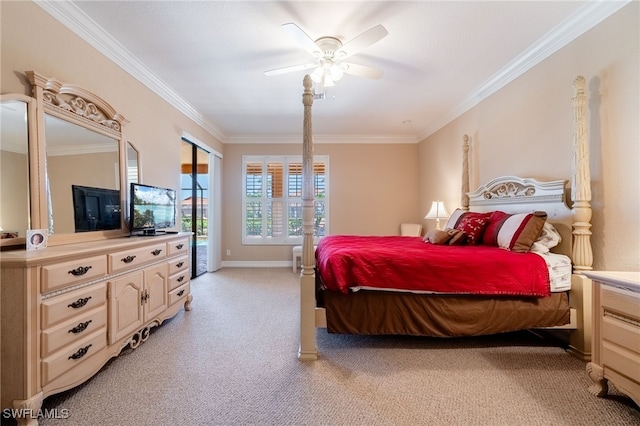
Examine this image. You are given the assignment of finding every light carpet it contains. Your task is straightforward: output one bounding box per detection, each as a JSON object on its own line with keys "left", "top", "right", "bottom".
{"left": 29, "top": 268, "right": 640, "bottom": 425}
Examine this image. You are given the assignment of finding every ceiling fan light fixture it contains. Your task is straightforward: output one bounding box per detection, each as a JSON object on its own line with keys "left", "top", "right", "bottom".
{"left": 310, "top": 67, "right": 324, "bottom": 83}
{"left": 324, "top": 74, "right": 335, "bottom": 87}
{"left": 266, "top": 22, "right": 387, "bottom": 88}
{"left": 330, "top": 63, "right": 344, "bottom": 81}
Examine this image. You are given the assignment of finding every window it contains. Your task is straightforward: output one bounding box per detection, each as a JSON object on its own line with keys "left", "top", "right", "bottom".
{"left": 242, "top": 155, "right": 329, "bottom": 244}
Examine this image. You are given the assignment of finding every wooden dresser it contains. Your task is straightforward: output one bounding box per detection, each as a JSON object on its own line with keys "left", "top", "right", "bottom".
{"left": 584, "top": 271, "right": 640, "bottom": 407}
{"left": 1, "top": 233, "right": 192, "bottom": 424}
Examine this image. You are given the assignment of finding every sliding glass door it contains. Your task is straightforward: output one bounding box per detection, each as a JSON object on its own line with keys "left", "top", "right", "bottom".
{"left": 181, "top": 140, "right": 209, "bottom": 277}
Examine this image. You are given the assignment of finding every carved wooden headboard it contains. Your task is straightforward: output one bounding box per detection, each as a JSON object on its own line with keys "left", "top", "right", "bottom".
{"left": 467, "top": 176, "right": 573, "bottom": 259}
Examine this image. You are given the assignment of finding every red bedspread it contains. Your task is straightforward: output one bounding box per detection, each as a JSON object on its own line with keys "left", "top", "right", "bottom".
{"left": 315, "top": 235, "right": 550, "bottom": 297}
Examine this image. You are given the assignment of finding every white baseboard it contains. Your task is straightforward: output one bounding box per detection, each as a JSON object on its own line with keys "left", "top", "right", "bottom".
{"left": 220, "top": 260, "right": 293, "bottom": 268}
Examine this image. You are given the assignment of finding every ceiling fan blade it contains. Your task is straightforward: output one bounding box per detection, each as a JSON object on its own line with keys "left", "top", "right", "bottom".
{"left": 264, "top": 63, "right": 317, "bottom": 76}
{"left": 282, "top": 23, "right": 321, "bottom": 55}
{"left": 335, "top": 24, "right": 388, "bottom": 59}
{"left": 342, "top": 63, "right": 384, "bottom": 79}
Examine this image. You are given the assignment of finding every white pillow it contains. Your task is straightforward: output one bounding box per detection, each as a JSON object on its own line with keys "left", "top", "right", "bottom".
{"left": 530, "top": 222, "right": 562, "bottom": 254}
{"left": 530, "top": 241, "right": 550, "bottom": 254}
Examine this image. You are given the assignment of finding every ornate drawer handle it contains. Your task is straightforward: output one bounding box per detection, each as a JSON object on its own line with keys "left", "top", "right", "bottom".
{"left": 151, "top": 249, "right": 162, "bottom": 256}
{"left": 68, "top": 265, "right": 92, "bottom": 276}
{"left": 68, "top": 344, "right": 92, "bottom": 360}
{"left": 68, "top": 296, "right": 92, "bottom": 309}
{"left": 177, "top": 276, "right": 185, "bottom": 283}
{"left": 68, "top": 320, "right": 92, "bottom": 334}
{"left": 176, "top": 262, "right": 184, "bottom": 268}
{"left": 121, "top": 255, "right": 136, "bottom": 264}
{"left": 176, "top": 244, "right": 184, "bottom": 249}
{"left": 177, "top": 290, "right": 185, "bottom": 297}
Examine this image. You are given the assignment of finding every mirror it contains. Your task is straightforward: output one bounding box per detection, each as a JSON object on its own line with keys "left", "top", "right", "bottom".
{"left": 0, "top": 95, "right": 35, "bottom": 248}
{"left": 27, "top": 71, "right": 131, "bottom": 245}
{"left": 45, "top": 114, "right": 120, "bottom": 234}
{"left": 127, "top": 142, "right": 140, "bottom": 185}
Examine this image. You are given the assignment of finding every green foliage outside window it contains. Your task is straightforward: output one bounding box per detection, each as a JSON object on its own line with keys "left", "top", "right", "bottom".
{"left": 181, "top": 216, "right": 208, "bottom": 237}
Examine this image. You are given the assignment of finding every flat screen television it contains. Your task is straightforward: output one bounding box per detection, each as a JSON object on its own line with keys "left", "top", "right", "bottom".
{"left": 130, "top": 183, "right": 177, "bottom": 235}
{"left": 72, "top": 185, "right": 122, "bottom": 232}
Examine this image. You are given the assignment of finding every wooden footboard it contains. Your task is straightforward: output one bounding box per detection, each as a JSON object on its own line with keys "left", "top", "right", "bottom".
{"left": 298, "top": 75, "right": 319, "bottom": 361}
{"left": 298, "top": 273, "right": 318, "bottom": 360}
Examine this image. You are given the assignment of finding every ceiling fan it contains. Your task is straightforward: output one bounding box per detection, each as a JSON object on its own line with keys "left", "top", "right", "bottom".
{"left": 264, "top": 23, "right": 388, "bottom": 95}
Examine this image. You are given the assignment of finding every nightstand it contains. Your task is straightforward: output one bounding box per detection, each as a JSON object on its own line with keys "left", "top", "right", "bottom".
{"left": 583, "top": 271, "right": 640, "bottom": 407}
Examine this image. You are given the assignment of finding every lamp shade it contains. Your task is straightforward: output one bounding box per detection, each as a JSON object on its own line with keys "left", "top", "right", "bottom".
{"left": 424, "top": 201, "right": 449, "bottom": 220}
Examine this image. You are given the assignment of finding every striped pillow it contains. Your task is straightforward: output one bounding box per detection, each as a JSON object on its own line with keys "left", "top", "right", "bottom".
{"left": 482, "top": 211, "right": 547, "bottom": 252}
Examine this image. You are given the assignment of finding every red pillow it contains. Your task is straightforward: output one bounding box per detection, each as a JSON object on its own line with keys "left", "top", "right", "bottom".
{"left": 482, "top": 211, "right": 547, "bottom": 252}
{"left": 454, "top": 212, "right": 490, "bottom": 245}
{"left": 482, "top": 211, "right": 510, "bottom": 246}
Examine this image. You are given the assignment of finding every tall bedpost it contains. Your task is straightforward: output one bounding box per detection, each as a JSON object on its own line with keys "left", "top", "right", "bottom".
{"left": 299, "top": 75, "right": 318, "bottom": 361}
{"left": 571, "top": 76, "right": 593, "bottom": 272}
{"left": 568, "top": 75, "right": 593, "bottom": 361}
{"left": 461, "top": 135, "right": 470, "bottom": 211}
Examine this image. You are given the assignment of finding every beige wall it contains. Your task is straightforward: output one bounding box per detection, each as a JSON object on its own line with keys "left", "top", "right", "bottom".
{"left": 419, "top": 3, "right": 639, "bottom": 271}
{"left": 222, "top": 143, "right": 419, "bottom": 262}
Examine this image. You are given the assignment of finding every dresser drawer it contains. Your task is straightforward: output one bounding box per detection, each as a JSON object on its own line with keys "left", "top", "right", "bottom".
{"left": 601, "top": 286, "right": 640, "bottom": 321}
{"left": 602, "top": 340, "right": 640, "bottom": 383}
{"left": 41, "top": 255, "right": 107, "bottom": 293}
{"left": 168, "top": 282, "right": 190, "bottom": 306}
{"left": 602, "top": 314, "right": 640, "bottom": 354}
{"left": 168, "top": 255, "right": 189, "bottom": 276}
{"left": 41, "top": 306, "right": 107, "bottom": 358}
{"left": 168, "top": 270, "right": 189, "bottom": 291}
{"left": 167, "top": 238, "right": 189, "bottom": 256}
{"left": 41, "top": 283, "right": 107, "bottom": 329}
{"left": 109, "top": 243, "right": 166, "bottom": 273}
{"left": 41, "top": 328, "right": 106, "bottom": 387}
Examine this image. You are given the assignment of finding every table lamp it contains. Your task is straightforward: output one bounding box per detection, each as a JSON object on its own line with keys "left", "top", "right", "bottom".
{"left": 424, "top": 201, "right": 450, "bottom": 230}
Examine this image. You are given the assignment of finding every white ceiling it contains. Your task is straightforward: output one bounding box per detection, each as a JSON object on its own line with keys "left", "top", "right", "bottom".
{"left": 37, "top": 1, "right": 627, "bottom": 144}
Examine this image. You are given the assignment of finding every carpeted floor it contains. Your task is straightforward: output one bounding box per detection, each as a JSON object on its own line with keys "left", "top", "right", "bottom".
{"left": 20, "top": 268, "right": 640, "bottom": 425}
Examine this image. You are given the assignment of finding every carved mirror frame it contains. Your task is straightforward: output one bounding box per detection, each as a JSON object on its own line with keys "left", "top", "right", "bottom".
{"left": 27, "top": 71, "right": 130, "bottom": 246}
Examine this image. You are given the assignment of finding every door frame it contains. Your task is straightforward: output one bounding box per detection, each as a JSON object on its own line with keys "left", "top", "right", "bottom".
{"left": 181, "top": 132, "right": 222, "bottom": 276}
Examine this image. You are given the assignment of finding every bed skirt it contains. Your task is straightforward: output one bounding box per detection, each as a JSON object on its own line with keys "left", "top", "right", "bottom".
{"left": 321, "top": 289, "right": 571, "bottom": 337}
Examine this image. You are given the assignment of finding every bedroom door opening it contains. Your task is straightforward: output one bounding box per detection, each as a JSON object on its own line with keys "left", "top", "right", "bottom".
{"left": 181, "top": 140, "right": 210, "bottom": 278}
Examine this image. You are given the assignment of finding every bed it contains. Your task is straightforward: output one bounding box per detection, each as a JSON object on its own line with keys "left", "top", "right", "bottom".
{"left": 297, "top": 76, "right": 594, "bottom": 362}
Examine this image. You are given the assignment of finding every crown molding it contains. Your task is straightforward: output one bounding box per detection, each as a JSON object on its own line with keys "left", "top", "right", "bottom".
{"left": 225, "top": 134, "right": 419, "bottom": 144}
{"left": 34, "top": 0, "right": 226, "bottom": 142}
{"left": 418, "top": 0, "right": 631, "bottom": 141}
